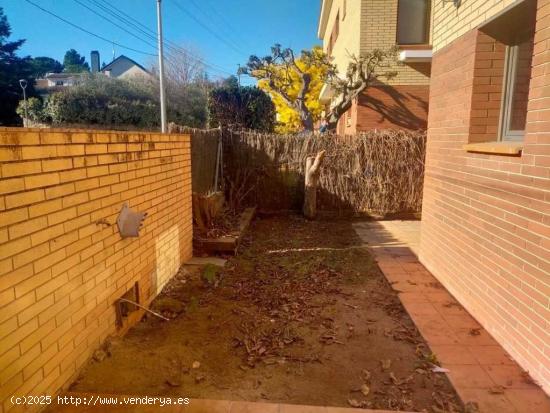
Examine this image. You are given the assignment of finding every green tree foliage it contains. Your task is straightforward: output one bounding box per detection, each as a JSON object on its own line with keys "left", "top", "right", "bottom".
{"left": 19, "top": 74, "right": 213, "bottom": 130}
{"left": 0, "top": 7, "right": 36, "bottom": 125}
{"left": 16, "top": 97, "right": 46, "bottom": 124}
{"left": 156, "top": 47, "right": 210, "bottom": 128}
{"left": 167, "top": 83, "right": 209, "bottom": 128}
{"left": 147, "top": 75, "right": 210, "bottom": 128}
{"left": 208, "top": 76, "right": 276, "bottom": 132}
{"left": 30, "top": 56, "right": 63, "bottom": 77}
{"left": 43, "top": 75, "right": 159, "bottom": 128}
{"left": 63, "top": 49, "right": 90, "bottom": 73}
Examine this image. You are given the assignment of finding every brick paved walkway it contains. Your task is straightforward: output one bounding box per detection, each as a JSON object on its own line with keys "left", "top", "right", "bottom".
{"left": 353, "top": 220, "right": 550, "bottom": 413}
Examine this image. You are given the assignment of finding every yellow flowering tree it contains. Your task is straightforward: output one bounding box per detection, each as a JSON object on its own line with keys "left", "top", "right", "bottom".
{"left": 240, "top": 45, "right": 333, "bottom": 133}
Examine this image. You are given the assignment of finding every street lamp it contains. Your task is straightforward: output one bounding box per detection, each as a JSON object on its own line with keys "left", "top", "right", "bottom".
{"left": 19, "top": 79, "right": 28, "bottom": 127}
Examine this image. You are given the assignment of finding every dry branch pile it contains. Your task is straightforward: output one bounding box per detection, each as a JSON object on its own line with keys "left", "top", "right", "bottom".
{"left": 223, "top": 130, "right": 426, "bottom": 216}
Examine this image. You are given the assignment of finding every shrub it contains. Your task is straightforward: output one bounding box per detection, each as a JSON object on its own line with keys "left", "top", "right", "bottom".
{"left": 45, "top": 75, "right": 159, "bottom": 128}
{"left": 208, "top": 76, "right": 275, "bottom": 132}
{"left": 16, "top": 97, "right": 47, "bottom": 123}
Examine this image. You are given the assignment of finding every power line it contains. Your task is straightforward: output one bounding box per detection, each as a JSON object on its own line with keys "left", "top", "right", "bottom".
{"left": 88, "top": 0, "right": 235, "bottom": 76}
{"left": 73, "top": 0, "right": 158, "bottom": 51}
{"left": 187, "top": 0, "right": 254, "bottom": 52}
{"left": 71, "top": 0, "right": 188, "bottom": 71}
{"left": 24, "top": 0, "right": 157, "bottom": 57}
{"left": 91, "top": 0, "right": 162, "bottom": 43}
{"left": 170, "top": 0, "right": 248, "bottom": 58}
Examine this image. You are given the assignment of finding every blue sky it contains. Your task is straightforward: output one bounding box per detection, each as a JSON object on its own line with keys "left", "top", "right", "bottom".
{"left": 2, "top": 0, "right": 322, "bottom": 85}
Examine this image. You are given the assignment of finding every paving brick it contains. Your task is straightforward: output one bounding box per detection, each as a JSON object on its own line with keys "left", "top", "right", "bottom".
{"left": 356, "top": 219, "right": 550, "bottom": 401}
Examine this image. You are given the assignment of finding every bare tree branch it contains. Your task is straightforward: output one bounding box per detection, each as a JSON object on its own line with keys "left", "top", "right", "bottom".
{"left": 325, "top": 47, "right": 398, "bottom": 130}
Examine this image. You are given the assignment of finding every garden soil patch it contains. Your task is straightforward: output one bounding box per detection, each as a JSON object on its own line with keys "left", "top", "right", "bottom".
{"left": 70, "top": 215, "right": 463, "bottom": 412}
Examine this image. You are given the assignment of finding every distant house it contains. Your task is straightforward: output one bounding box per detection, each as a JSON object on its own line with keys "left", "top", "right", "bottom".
{"left": 40, "top": 72, "right": 82, "bottom": 88}
{"left": 34, "top": 72, "right": 83, "bottom": 96}
{"left": 34, "top": 52, "right": 151, "bottom": 96}
{"left": 100, "top": 55, "right": 151, "bottom": 79}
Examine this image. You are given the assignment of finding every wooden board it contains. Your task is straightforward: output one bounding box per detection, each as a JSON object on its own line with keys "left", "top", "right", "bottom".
{"left": 193, "top": 207, "right": 256, "bottom": 254}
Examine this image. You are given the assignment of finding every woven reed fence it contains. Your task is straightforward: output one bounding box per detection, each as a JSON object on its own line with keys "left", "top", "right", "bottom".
{"left": 222, "top": 130, "right": 427, "bottom": 216}
{"left": 169, "top": 124, "right": 222, "bottom": 194}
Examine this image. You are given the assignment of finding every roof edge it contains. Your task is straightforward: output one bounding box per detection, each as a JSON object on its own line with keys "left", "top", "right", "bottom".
{"left": 101, "top": 55, "right": 150, "bottom": 74}
{"left": 317, "top": 0, "right": 333, "bottom": 40}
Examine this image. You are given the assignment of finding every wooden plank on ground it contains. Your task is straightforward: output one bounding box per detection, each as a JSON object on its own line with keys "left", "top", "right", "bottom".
{"left": 193, "top": 207, "right": 256, "bottom": 254}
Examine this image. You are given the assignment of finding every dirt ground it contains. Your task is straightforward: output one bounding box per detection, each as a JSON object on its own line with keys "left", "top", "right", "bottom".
{"left": 71, "top": 215, "right": 463, "bottom": 412}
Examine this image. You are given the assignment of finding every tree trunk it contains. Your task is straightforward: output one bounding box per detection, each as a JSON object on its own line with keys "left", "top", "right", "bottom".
{"left": 297, "top": 72, "right": 314, "bottom": 131}
{"left": 326, "top": 97, "right": 354, "bottom": 131}
{"left": 301, "top": 111, "right": 314, "bottom": 131}
{"left": 303, "top": 150, "right": 326, "bottom": 219}
{"left": 192, "top": 191, "right": 225, "bottom": 234}
{"left": 295, "top": 97, "right": 314, "bottom": 131}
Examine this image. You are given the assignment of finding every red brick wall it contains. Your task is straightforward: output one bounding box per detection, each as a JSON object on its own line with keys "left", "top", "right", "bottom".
{"left": 356, "top": 85, "right": 430, "bottom": 131}
{"left": 420, "top": 0, "right": 550, "bottom": 394}
{"left": 470, "top": 31, "right": 507, "bottom": 142}
{"left": 336, "top": 103, "right": 358, "bottom": 135}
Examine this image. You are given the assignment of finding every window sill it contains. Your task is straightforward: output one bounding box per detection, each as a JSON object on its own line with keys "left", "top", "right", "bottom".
{"left": 397, "top": 44, "right": 432, "bottom": 50}
{"left": 463, "top": 141, "right": 523, "bottom": 155}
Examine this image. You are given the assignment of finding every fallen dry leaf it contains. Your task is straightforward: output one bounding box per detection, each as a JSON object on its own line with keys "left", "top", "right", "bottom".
{"left": 488, "top": 385, "right": 505, "bottom": 394}
{"left": 348, "top": 398, "right": 361, "bottom": 408}
{"left": 165, "top": 377, "right": 181, "bottom": 387}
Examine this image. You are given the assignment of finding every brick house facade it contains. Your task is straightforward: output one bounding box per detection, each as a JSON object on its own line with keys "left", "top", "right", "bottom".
{"left": 318, "top": 0, "right": 432, "bottom": 134}
{"left": 420, "top": 0, "right": 550, "bottom": 394}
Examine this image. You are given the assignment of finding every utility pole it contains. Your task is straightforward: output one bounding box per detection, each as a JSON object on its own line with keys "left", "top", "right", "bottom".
{"left": 156, "top": 0, "right": 167, "bottom": 133}
{"left": 237, "top": 64, "right": 241, "bottom": 86}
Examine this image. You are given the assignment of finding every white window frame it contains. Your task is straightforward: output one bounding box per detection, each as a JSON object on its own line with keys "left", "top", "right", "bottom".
{"left": 499, "top": 44, "right": 525, "bottom": 141}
